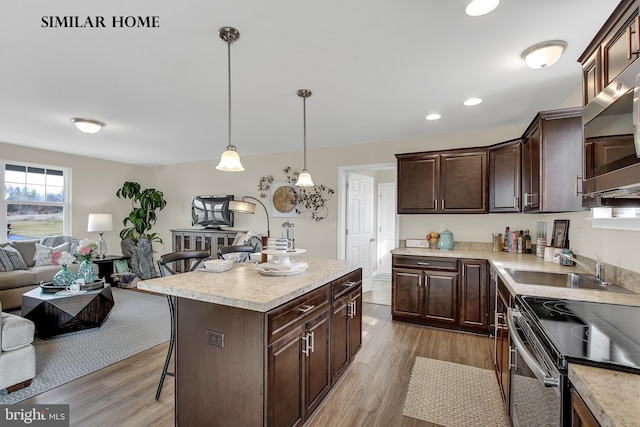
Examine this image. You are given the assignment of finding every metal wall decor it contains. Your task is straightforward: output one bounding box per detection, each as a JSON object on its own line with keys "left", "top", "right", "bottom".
{"left": 258, "top": 167, "right": 334, "bottom": 222}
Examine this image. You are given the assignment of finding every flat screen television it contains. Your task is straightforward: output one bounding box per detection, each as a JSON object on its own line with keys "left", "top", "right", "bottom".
{"left": 191, "top": 195, "right": 234, "bottom": 229}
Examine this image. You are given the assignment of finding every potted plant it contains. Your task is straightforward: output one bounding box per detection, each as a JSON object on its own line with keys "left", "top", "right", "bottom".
{"left": 116, "top": 181, "right": 167, "bottom": 280}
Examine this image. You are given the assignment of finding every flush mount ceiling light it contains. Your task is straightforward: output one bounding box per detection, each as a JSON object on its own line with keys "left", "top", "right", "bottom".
{"left": 216, "top": 26, "right": 244, "bottom": 172}
{"left": 70, "top": 118, "right": 105, "bottom": 134}
{"left": 463, "top": 98, "right": 483, "bottom": 106}
{"left": 425, "top": 113, "right": 441, "bottom": 121}
{"left": 522, "top": 40, "right": 568, "bottom": 69}
{"left": 295, "top": 89, "right": 315, "bottom": 187}
{"left": 465, "top": 0, "right": 500, "bottom": 16}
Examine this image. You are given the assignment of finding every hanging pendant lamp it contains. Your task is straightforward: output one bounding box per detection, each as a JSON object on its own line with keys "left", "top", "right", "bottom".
{"left": 295, "top": 89, "right": 314, "bottom": 187}
{"left": 216, "top": 26, "right": 244, "bottom": 172}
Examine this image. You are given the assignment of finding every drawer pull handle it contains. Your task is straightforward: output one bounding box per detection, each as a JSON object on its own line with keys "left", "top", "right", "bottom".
{"left": 297, "top": 304, "right": 315, "bottom": 314}
{"left": 345, "top": 281, "right": 356, "bottom": 287}
{"left": 417, "top": 262, "right": 430, "bottom": 266}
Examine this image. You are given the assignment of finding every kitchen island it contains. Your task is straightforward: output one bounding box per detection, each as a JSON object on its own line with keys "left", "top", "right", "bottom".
{"left": 138, "top": 259, "right": 363, "bottom": 427}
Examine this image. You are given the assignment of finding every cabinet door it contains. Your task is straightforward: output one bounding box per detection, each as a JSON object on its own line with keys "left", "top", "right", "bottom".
{"left": 330, "top": 295, "right": 349, "bottom": 385}
{"left": 423, "top": 271, "right": 458, "bottom": 323}
{"left": 459, "top": 259, "right": 488, "bottom": 332}
{"left": 396, "top": 154, "right": 439, "bottom": 213}
{"left": 267, "top": 326, "right": 304, "bottom": 427}
{"left": 391, "top": 268, "right": 422, "bottom": 318}
{"left": 489, "top": 141, "right": 521, "bottom": 213}
{"left": 603, "top": 9, "right": 640, "bottom": 88}
{"left": 582, "top": 48, "right": 601, "bottom": 105}
{"left": 304, "top": 308, "right": 331, "bottom": 418}
{"left": 348, "top": 286, "right": 363, "bottom": 360}
{"left": 522, "top": 124, "right": 541, "bottom": 212}
{"left": 570, "top": 388, "right": 600, "bottom": 427}
{"left": 440, "top": 150, "right": 488, "bottom": 213}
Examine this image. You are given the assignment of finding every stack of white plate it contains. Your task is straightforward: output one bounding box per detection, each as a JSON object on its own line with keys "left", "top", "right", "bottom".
{"left": 255, "top": 261, "right": 309, "bottom": 276}
{"left": 201, "top": 259, "right": 234, "bottom": 273}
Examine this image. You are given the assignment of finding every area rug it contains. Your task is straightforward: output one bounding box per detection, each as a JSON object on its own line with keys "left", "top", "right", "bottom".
{"left": 0, "top": 288, "right": 170, "bottom": 404}
{"left": 403, "top": 357, "right": 509, "bottom": 427}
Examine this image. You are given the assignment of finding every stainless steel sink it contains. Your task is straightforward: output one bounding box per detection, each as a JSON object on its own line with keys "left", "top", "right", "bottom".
{"left": 505, "top": 268, "right": 633, "bottom": 293}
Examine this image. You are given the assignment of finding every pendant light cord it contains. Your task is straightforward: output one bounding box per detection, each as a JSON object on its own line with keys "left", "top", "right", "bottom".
{"left": 227, "top": 39, "right": 232, "bottom": 148}
{"left": 303, "top": 95, "right": 307, "bottom": 170}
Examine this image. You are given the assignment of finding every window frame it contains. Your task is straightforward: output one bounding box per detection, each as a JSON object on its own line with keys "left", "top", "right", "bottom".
{"left": 1, "top": 159, "right": 71, "bottom": 243}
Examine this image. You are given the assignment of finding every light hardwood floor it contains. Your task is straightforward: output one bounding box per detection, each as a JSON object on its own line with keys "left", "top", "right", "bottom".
{"left": 23, "top": 303, "right": 494, "bottom": 427}
{"left": 362, "top": 275, "right": 392, "bottom": 306}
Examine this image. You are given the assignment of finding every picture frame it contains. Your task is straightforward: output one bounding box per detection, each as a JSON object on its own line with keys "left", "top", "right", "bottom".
{"left": 551, "top": 219, "right": 569, "bottom": 248}
{"left": 269, "top": 183, "right": 300, "bottom": 218}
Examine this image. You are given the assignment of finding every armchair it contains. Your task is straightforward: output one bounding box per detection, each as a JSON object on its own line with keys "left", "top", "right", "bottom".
{"left": 0, "top": 302, "right": 36, "bottom": 392}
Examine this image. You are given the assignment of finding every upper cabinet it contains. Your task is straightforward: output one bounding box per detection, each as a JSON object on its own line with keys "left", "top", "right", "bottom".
{"left": 396, "top": 148, "right": 488, "bottom": 214}
{"left": 489, "top": 139, "right": 522, "bottom": 213}
{"left": 521, "top": 108, "right": 585, "bottom": 213}
{"left": 579, "top": 0, "right": 640, "bottom": 104}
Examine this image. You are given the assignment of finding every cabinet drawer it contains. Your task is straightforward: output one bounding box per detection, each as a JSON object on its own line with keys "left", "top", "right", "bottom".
{"left": 392, "top": 255, "right": 457, "bottom": 271}
{"left": 332, "top": 269, "right": 362, "bottom": 301}
{"left": 267, "top": 284, "right": 330, "bottom": 344}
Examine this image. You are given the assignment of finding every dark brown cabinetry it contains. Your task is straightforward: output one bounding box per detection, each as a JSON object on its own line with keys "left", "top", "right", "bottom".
{"left": 175, "top": 268, "right": 362, "bottom": 427}
{"left": 494, "top": 275, "right": 511, "bottom": 408}
{"left": 330, "top": 270, "right": 363, "bottom": 385}
{"left": 489, "top": 139, "right": 522, "bottom": 213}
{"left": 570, "top": 388, "right": 600, "bottom": 427}
{"left": 521, "top": 108, "right": 585, "bottom": 213}
{"left": 392, "top": 255, "right": 490, "bottom": 334}
{"left": 396, "top": 148, "right": 488, "bottom": 214}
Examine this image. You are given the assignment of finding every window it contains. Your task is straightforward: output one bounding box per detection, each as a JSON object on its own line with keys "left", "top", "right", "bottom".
{"left": 2, "top": 161, "right": 70, "bottom": 241}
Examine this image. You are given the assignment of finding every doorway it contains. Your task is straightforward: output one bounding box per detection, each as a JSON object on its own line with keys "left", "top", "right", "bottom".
{"left": 337, "top": 163, "right": 397, "bottom": 306}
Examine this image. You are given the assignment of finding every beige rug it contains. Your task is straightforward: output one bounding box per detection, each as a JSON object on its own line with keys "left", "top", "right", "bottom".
{"left": 403, "top": 357, "right": 509, "bottom": 427}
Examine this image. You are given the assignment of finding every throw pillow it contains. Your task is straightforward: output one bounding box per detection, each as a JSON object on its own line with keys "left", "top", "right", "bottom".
{"left": 0, "top": 248, "right": 14, "bottom": 272}
{"left": 2, "top": 245, "right": 28, "bottom": 270}
{"left": 33, "top": 242, "right": 70, "bottom": 266}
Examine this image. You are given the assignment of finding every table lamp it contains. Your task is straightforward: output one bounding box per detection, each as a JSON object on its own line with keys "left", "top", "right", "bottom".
{"left": 88, "top": 213, "right": 113, "bottom": 258}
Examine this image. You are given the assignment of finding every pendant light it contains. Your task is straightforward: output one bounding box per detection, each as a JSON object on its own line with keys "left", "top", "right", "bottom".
{"left": 216, "top": 26, "right": 244, "bottom": 172}
{"left": 295, "top": 89, "right": 314, "bottom": 187}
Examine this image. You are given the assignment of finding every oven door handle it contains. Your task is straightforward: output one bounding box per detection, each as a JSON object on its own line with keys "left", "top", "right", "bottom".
{"left": 507, "top": 308, "right": 560, "bottom": 388}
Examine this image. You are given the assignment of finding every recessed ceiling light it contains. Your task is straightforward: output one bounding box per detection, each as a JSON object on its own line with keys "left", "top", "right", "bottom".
{"left": 465, "top": 0, "right": 500, "bottom": 16}
{"left": 425, "top": 114, "right": 442, "bottom": 121}
{"left": 70, "top": 118, "right": 105, "bottom": 134}
{"left": 464, "top": 98, "right": 483, "bottom": 106}
{"left": 521, "top": 40, "right": 567, "bottom": 69}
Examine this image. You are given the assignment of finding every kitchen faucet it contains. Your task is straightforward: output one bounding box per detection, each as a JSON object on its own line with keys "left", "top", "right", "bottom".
{"left": 555, "top": 251, "right": 605, "bottom": 283}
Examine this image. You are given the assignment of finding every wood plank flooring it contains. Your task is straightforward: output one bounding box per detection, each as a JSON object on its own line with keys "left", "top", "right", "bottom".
{"left": 22, "top": 303, "right": 494, "bottom": 427}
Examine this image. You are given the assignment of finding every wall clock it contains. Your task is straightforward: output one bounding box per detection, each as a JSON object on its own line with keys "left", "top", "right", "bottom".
{"left": 270, "top": 183, "right": 299, "bottom": 217}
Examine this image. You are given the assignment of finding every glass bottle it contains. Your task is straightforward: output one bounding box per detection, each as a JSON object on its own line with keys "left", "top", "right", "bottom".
{"left": 53, "top": 264, "right": 77, "bottom": 287}
{"left": 77, "top": 259, "right": 96, "bottom": 284}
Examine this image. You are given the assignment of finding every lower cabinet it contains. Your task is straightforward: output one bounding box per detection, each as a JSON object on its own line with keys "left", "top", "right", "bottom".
{"left": 494, "top": 276, "right": 511, "bottom": 408}
{"left": 176, "top": 268, "right": 363, "bottom": 427}
{"left": 392, "top": 255, "right": 489, "bottom": 334}
{"left": 570, "top": 387, "right": 600, "bottom": 427}
{"left": 171, "top": 228, "right": 238, "bottom": 272}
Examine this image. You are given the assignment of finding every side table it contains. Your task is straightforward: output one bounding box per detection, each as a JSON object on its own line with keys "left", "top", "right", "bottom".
{"left": 93, "top": 255, "right": 130, "bottom": 284}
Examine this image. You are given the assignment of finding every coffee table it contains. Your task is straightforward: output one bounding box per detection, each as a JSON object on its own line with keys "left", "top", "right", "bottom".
{"left": 22, "top": 284, "right": 115, "bottom": 339}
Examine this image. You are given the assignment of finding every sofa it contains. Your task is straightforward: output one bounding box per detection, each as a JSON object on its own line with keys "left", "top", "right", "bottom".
{"left": 0, "top": 300, "right": 36, "bottom": 392}
{"left": 0, "top": 236, "right": 84, "bottom": 310}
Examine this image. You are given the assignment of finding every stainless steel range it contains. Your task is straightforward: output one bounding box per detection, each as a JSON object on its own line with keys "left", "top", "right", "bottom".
{"left": 507, "top": 295, "right": 640, "bottom": 426}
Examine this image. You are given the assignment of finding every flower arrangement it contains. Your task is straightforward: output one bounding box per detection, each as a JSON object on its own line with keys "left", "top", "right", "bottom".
{"left": 52, "top": 251, "right": 76, "bottom": 266}
{"left": 75, "top": 239, "right": 98, "bottom": 262}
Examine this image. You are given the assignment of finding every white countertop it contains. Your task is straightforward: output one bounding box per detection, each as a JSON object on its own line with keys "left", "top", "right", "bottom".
{"left": 137, "top": 258, "right": 362, "bottom": 312}
{"left": 392, "top": 246, "right": 640, "bottom": 427}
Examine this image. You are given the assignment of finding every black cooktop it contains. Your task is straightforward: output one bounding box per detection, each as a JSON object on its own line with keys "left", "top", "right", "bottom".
{"left": 518, "top": 295, "right": 640, "bottom": 374}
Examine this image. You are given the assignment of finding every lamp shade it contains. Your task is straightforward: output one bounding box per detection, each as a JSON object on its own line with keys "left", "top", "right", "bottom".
{"left": 228, "top": 200, "right": 256, "bottom": 214}
{"left": 522, "top": 41, "right": 567, "bottom": 69}
{"left": 71, "top": 118, "right": 105, "bottom": 134}
{"left": 295, "top": 170, "right": 315, "bottom": 187}
{"left": 87, "top": 214, "right": 113, "bottom": 232}
{"left": 216, "top": 145, "right": 245, "bottom": 171}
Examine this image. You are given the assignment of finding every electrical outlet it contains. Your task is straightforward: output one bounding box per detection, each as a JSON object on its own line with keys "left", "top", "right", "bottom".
{"left": 206, "top": 329, "right": 224, "bottom": 348}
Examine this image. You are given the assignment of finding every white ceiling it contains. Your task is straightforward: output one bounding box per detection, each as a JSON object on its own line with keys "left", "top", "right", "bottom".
{"left": 0, "top": 0, "right": 621, "bottom": 166}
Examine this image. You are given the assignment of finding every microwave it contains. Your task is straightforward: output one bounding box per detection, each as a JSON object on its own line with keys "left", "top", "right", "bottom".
{"left": 582, "top": 59, "right": 640, "bottom": 201}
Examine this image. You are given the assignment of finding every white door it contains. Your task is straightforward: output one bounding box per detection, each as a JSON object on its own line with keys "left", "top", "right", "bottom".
{"left": 377, "top": 183, "right": 396, "bottom": 276}
{"left": 346, "top": 172, "right": 374, "bottom": 291}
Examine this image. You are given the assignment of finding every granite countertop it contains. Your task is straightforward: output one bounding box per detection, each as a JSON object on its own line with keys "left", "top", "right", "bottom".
{"left": 391, "top": 246, "right": 640, "bottom": 426}
{"left": 137, "top": 258, "right": 361, "bottom": 312}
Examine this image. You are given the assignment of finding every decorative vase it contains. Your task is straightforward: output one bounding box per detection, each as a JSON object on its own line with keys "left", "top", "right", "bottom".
{"left": 53, "top": 264, "right": 76, "bottom": 287}
{"left": 77, "top": 259, "right": 96, "bottom": 284}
